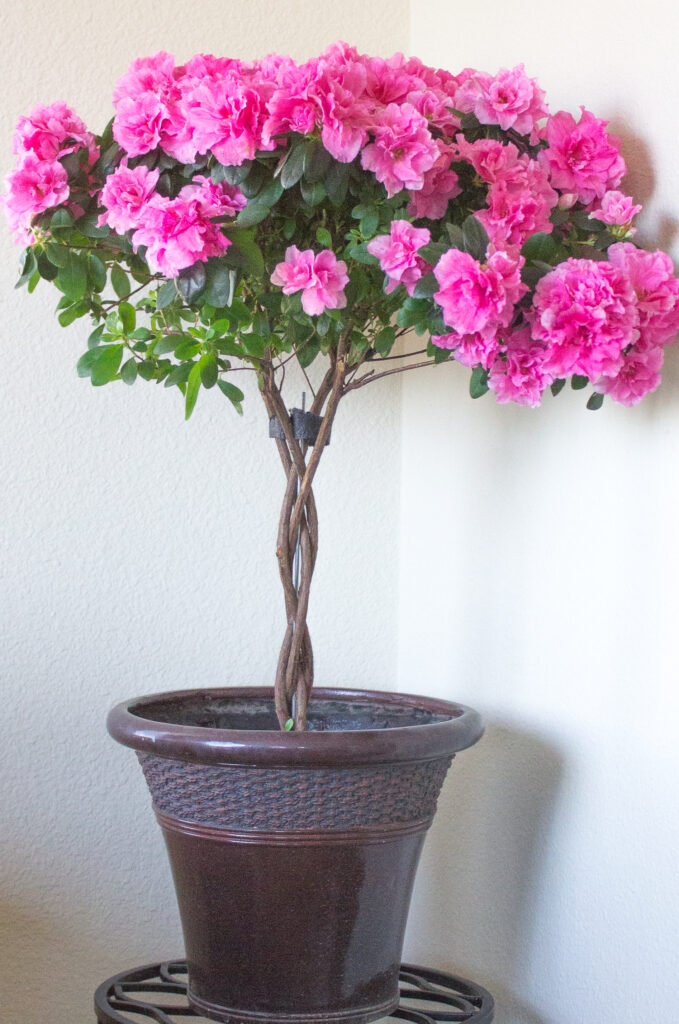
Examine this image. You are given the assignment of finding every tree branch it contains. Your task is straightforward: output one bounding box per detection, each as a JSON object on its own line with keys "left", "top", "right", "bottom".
{"left": 343, "top": 358, "right": 439, "bottom": 392}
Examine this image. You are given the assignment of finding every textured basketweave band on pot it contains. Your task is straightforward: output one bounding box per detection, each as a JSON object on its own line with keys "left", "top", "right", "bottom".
{"left": 138, "top": 752, "right": 454, "bottom": 832}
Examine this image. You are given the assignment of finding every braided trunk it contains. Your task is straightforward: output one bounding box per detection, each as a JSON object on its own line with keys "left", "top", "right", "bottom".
{"left": 261, "top": 335, "right": 349, "bottom": 730}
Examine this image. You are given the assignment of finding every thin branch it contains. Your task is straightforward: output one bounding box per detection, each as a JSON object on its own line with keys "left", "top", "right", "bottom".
{"left": 368, "top": 347, "right": 428, "bottom": 362}
{"left": 343, "top": 358, "right": 439, "bottom": 392}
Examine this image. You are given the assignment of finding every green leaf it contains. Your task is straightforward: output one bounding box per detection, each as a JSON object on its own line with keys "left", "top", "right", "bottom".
{"left": 50, "top": 208, "right": 73, "bottom": 232}
{"left": 175, "top": 339, "right": 201, "bottom": 360}
{"left": 256, "top": 178, "right": 284, "bottom": 208}
{"left": 202, "top": 264, "right": 236, "bottom": 306}
{"left": 223, "top": 231, "right": 264, "bottom": 278}
{"left": 37, "top": 253, "right": 58, "bottom": 280}
{"left": 419, "top": 241, "right": 449, "bottom": 264}
{"left": 228, "top": 298, "right": 252, "bottom": 323}
{"left": 155, "top": 280, "right": 176, "bottom": 309}
{"left": 325, "top": 161, "right": 349, "bottom": 206}
{"left": 412, "top": 273, "right": 438, "bottom": 299}
{"left": 462, "top": 216, "right": 489, "bottom": 261}
{"left": 235, "top": 202, "right": 270, "bottom": 228}
{"left": 521, "top": 232, "right": 559, "bottom": 264}
{"left": 88, "top": 324, "right": 105, "bottom": 349}
{"left": 185, "top": 362, "right": 202, "bottom": 419}
{"left": 446, "top": 224, "right": 465, "bottom": 249}
{"left": 316, "top": 227, "right": 333, "bottom": 248}
{"left": 239, "top": 162, "right": 268, "bottom": 198}
{"left": 88, "top": 254, "right": 107, "bottom": 292}
{"left": 469, "top": 365, "right": 489, "bottom": 399}
{"left": 550, "top": 378, "right": 566, "bottom": 396}
{"left": 587, "top": 391, "right": 604, "bottom": 410}
{"left": 571, "top": 374, "right": 589, "bottom": 390}
{"left": 76, "top": 348, "right": 99, "bottom": 378}
{"left": 16, "top": 248, "right": 38, "bottom": 288}
{"left": 111, "top": 264, "right": 130, "bottom": 298}
{"left": 118, "top": 301, "right": 136, "bottom": 334}
{"left": 164, "top": 362, "right": 193, "bottom": 388}
{"left": 177, "top": 263, "right": 207, "bottom": 302}
{"left": 241, "top": 334, "right": 267, "bottom": 358}
{"left": 120, "top": 358, "right": 138, "bottom": 384}
{"left": 77, "top": 215, "right": 110, "bottom": 239}
{"left": 396, "top": 298, "right": 430, "bottom": 329}
{"left": 57, "top": 251, "right": 88, "bottom": 300}
{"left": 58, "top": 305, "right": 84, "bottom": 327}
{"left": 212, "top": 161, "right": 252, "bottom": 185}
{"left": 284, "top": 717, "right": 294, "bottom": 731}
{"left": 217, "top": 379, "right": 244, "bottom": 414}
{"left": 303, "top": 141, "right": 332, "bottom": 182}
{"left": 359, "top": 208, "right": 379, "bottom": 237}
{"left": 45, "top": 242, "right": 68, "bottom": 268}
{"left": 300, "top": 178, "right": 325, "bottom": 207}
{"left": 279, "top": 144, "right": 306, "bottom": 189}
{"left": 91, "top": 344, "right": 124, "bottom": 386}
{"left": 199, "top": 353, "right": 218, "bottom": 389}
{"left": 138, "top": 360, "right": 156, "bottom": 380}
{"left": 297, "top": 340, "right": 319, "bottom": 368}
{"left": 348, "top": 242, "right": 378, "bottom": 265}
{"left": 374, "top": 325, "right": 396, "bottom": 356}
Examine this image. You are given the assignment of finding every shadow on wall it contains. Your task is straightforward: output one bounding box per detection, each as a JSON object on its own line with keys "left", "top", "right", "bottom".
{"left": 404, "top": 722, "right": 563, "bottom": 1024}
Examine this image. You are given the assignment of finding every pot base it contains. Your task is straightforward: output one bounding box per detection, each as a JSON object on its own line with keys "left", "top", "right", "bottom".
{"left": 187, "top": 987, "right": 397, "bottom": 1024}
{"left": 94, "top": 960, "right": 495, "bottom": 1024}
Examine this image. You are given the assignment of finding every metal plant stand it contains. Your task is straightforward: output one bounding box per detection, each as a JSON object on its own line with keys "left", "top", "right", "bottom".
{"left": 94, "top": 960, "right": 494, "bottom": 1023}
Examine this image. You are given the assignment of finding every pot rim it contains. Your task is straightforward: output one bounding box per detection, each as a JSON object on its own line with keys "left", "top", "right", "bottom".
{"left": 107, "top": 686, "right": 484, "bottom": 767}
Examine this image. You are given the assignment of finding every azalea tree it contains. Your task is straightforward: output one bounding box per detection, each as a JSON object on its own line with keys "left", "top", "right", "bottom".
{"left": 5, "top": 44, "right": 679, "bottom": 729}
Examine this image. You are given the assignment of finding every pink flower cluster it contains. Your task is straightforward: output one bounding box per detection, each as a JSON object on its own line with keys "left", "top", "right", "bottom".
{"left": 271, "top": 246, "right": 349, "bottom": 315}
{"left": 367, "top": 220, "right": 430, "bottom": 295}
{"left": 3, "top": 44, "right": 677, "bottom": 409}
{"left": 457, "top": 136, "right": 557, "bottom": 247}
{"left": 431, "top": 246, "right": 679, "bottom": 408}
{"left": 97, "top": 163, "right": 246, "bottom": 275}
{"left": 2, "top": 101, "right": 96, "bottom": 241}
{"left": 457, "top": 64, "right": 548, "bottom": 142}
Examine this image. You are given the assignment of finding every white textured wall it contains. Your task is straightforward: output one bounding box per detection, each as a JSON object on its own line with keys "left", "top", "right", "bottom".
{"left": 0, "top": 5, "right": 407, "bottom": 1022}
{"left": 402, "top": 3, "right": 679, "bottom": 1023}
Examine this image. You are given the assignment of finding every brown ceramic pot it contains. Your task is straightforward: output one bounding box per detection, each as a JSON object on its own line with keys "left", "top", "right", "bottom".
{"left": 107, "top": 687, "right": 483, "bottom": 1024}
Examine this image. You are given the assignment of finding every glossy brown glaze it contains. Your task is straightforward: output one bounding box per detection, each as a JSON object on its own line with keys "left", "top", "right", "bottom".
{"left": 107, "top": 687, "right": 484, "bottom": 1024}
{"left": 163, "top": 820, "right": 426, "bottom": 1023}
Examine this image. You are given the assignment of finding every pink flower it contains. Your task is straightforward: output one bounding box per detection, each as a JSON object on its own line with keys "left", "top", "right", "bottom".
{"left": 315, "top": 57, "right": 371, "bottom": 162}
{"left": 184, "top": 76, "right": 263, "bottom": 165}
{"left": 456, "top": 64, "right": 548, "bottom": 141}
{"left": 367, "top": 220, "right": 430, "bottom": 295}
{"left": 455, "top": 137, "right": 523, "bottom": 184}
{"left": 433, "top": 247, "right": 526, "bottom": 339}
{"left": 132, "top": 194, "right": 230, "bottom": 277}
{"left": 539, "top": 108, "right": 626, "bottom": 204}
{"left": 476, "top": 157, "right": 557, "bottom": 248}
{"left": 530, "top": 257, "right": 638, "bottom": 379}
{"left": 113, "top": 91, "right": 166, "bottom": 156}
{"left": 13, "top": 101, "right": 95, "bottom": 161}
{"left": 98, "top": 164, "right": 160, "bottom": 234}
{"left": 270, "top": 246, "right": 349, "bottom": 315}
{"left": 488, "top": 327, "right": 553, "bottom": 406}
{"left": 431, "top": 330, "right": 500, "bottom": 370}
{"left": 406, "top": 143, "right": 461, "bottom": 220}
{"left": 361, "top": 103, "right": 439, "bottom": 197}
{"left": 608, "top": 242, "right": 679, "bottom": 346}
{"left": 588, "top": 190, "right": 642, "bottom": 227}
{"left": 262, "top": 62, "right": 321, "bottom": 145}
{"left": 594, "top": 337, "right": 664, "bottom": 406}
{"left": 113, "top": 51, "right": 177, "bottom": 106}
{"left": 2, "top": 152, "right": 69, "bottom": 241}
{"left": 178, "top": 175, "right": 247, "bottom": 218}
